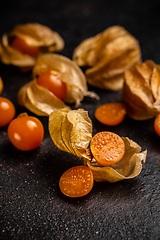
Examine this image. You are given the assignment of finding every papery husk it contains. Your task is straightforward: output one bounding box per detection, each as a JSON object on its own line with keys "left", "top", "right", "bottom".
{"left": 32, "top": 53, "right": 99, "bottom": 107}
{"left": 0, "top": 34, "right": 35, "bottom": 67}
{"left": 0, "top": 77, "right": 3, "bottom": 94}
{"left": 17, "top": 79, "right": 68, "bottom": 116}
{"left": 49, "top": 108, "right": 92, "bottom": 160}
{"left": 49, "top": 107, "right": 146, "bottom": 182}
{"left": 73, "top": 25, "right": 141, "bottom": 91}
{"left": 0, "top": 23, "right": 64, "bottom": 68}
{"left": 122, "top": 60, "right": 160, "bottom": 120}
{"left": 86, "top": 137, "right": 147, "bottom": 183}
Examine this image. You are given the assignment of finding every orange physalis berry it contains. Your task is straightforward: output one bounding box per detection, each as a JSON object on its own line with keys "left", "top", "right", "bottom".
{"left": 10, "top": 36, "right": 40, "bottom": 58}
{"left": 0, "top": 77, "right": 3, "bottom": 94}
{"left": 90, "top": 131, "right": 125, "bottom": 166}
{"left": 36, "top": 70, "right": 67, "bottom": 101}
{"left": 8, "top": 114, "right": 44, "bottom": 151}
{"left": 154, "top": 114, "right": 160, "bottom": 137}
{"left": 59, "top": 165, "right": 94, "bottom": 198}
{"left": 0, "top": 97, "right": 16, "bottom": 127}
{"left": 95, "top": 102, "right": 126, "bottom": 126}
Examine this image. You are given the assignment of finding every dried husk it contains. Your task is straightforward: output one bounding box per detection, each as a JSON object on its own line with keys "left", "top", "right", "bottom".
{"left": 86, "top": 137, "right": 147, "bottom": 183}
{"left": 122, "top": 60, "right": 160, "bottom": 120}
{"left": 32, "top": 53, "right": 99, "bottom": 106}
{"left": 17, "top": 79, "right": 68, "bottom": 116}
{"left": 73, "top": 25, "right": 141, "bottom": 91}
{"left": 49, "top": 108, "right": 146, "bottom": 182}
{"left": 17, "top": 53, "right": 99, "bottom": 116}
{"left": 0, "top": 23, "right": 64, "bottom": 68}
{"left": 0, "top": 77, "right": 3, "bottom": 94}
{"left": 49, "top": 108, "right": 92, "bottom": 160}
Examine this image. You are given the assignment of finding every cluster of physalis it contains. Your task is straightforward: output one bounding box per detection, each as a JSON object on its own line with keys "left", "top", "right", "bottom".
{"left": 1, "top": 23, "right": 160, "bottom": 197}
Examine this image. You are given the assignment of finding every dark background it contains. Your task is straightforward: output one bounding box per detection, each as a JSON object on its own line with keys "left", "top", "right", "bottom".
{"left": 0, "top": 0, "right": 160, "bottom": 239}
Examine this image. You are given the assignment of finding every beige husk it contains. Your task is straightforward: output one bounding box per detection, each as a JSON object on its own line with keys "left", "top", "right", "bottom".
{"left": 122, "top": 60, "right": 160, "bottom": 120}
{"left": 17, "top": 53, "right": 99, "bottom": 115}
{"left": 0, "top": 23, "right": 64, "bottom": 68}
{"left": 73, "top": 25, "right": 141, "bottom": 90}
{"left": 49, "top": 108, "right": 92, "bottom": 160}
{"left": 86, "top": 137, "right": 147, "bottom": 183}
{"left": 49, "top": 108, "right": 146, "bottom": 182}
{"left": 17, "top": 79, "right": 68, "bottom": 116}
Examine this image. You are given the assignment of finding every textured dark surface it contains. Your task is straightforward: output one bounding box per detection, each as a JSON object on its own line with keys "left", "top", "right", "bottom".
{"left": 0, "top": 0, "right": 160, "bottom": 239}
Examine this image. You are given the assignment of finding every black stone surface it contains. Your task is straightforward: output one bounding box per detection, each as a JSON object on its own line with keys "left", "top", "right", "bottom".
{"left": 0, "top": 0, "right": 160, "bottom": 239}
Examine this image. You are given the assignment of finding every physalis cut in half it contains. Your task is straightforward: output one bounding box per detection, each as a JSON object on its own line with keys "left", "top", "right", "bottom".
{"left": 0, "top": 23, "right": 64, "bottom": 71}
{"left": 17, "top": 53, "right": 99, "bottom": 116}
{"left": 122, "top": 60, "right": 160, "bottom": 120}
{"left": 73, "top": 25, "right": 141, "bottom": 91}
{"left": 49, "top": 108, "right": 147, "bottom": 183}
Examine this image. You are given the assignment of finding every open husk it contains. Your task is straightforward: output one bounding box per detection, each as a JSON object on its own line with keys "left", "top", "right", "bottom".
{"left": 86, "top": 137, "right": 147, "bottom": 183}
{"left": 17, "top": 79, "right": 68, "bottom": 116}
{"left": 73, "top": 25, "right": 141, "bottom": 91}
{"left": 18, "top": 53, "right": 99, "bottom": 116}
{"left": 122, "top": 60, "right": 160, "bottom": 120}
{"left": 0, "top": 23, "right": 64, "bottom": 69}
{"left": 49, "top": 108, "right": 146, "bottom": 183}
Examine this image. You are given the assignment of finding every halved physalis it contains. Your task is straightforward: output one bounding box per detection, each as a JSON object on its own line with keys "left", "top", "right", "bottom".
{"left": 49, "top": 108, "right": 147, "bottom": 183}
{"left": 87, "top": 136, "right": 147, "bottom": 183}
{"left": 90, "top": 131, "right": 125, "bottom": 166}
{"left": 59, "top": 165, "right": 94, "bottom": 198}
{"left": 73, "top": 25, "right": 141, "bottom": 91}
{"left": 18, "top": 53, "right": 99, "bottom": 116}
{"left": 0, "top": 77, "right": 3, "bottom": 94}
{"left": 95, "top": 102, "right": 126, "bottom": 126}
{"left": 0, "top": 23, "right": 64, "bottom": 71}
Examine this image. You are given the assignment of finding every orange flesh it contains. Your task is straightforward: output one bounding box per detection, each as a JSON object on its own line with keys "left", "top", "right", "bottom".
{"left": 7, "top": 116, "right": 44, "bottom": 151}
{"left": 37, "top": 70, "right": 67, "bottom": 101}
{"left": 91, "top": 131, "right": 125, "bottom": 166}
{"left": 59, "top": 165, "right": 94, "bottom": 198}
{"left": 10, "top": 36, "right": 40, "bottom": 58}
{"left": 95, "top": 102, "right": 126, "bottom": 126}
{"left": 0, "top": 97, "right": 16, "bottom": 127}
{"left": 154, "top": 115, "right": 160, "bottom": 136}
